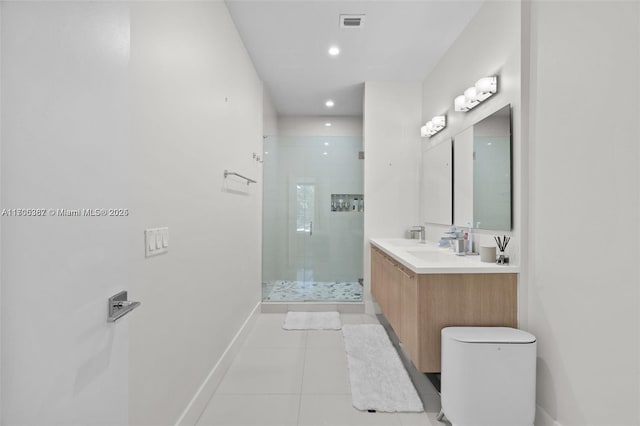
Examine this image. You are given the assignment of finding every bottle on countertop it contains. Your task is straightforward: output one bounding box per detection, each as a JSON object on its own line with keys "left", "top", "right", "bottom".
{"left": 466, "top": 222, "right": 474, "bottom": 253}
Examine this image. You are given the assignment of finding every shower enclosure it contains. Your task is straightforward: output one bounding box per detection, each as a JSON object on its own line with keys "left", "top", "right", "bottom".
{"left": 262, "top": 135, "right": 364, "bottom": 302}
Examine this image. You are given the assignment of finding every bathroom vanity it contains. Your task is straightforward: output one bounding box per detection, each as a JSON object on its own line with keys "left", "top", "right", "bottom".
{"left": 370, "top": 238, "right": 518, "bottom": 373}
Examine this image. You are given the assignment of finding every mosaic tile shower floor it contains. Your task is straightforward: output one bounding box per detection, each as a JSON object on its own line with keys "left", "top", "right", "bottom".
{"left": 262, "top": 280, "right": 363, "bottom": 302}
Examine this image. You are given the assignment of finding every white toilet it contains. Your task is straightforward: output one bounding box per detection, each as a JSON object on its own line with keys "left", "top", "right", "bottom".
{"left": 439, "top": 327, "right": 537, "bottom": 426}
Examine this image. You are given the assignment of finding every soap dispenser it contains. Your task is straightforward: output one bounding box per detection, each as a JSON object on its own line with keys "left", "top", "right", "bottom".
{"left": 466, "top": 222, "right": 474, "bottom": 254}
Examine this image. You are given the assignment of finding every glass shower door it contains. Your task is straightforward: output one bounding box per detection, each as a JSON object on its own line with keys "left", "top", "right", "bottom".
{"left": 262, "top": 135, "right": 364, "bottom": 302}
{"left": 294, "top": 180, "right": 315, "bottom": 283}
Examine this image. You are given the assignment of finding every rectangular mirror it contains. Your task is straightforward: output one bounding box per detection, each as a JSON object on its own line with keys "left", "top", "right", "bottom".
{"left": 454, "top": 104, "right": 512, "bottom": 230}
{"left": 422, "top": 138, "right": 452, "bottom": 225}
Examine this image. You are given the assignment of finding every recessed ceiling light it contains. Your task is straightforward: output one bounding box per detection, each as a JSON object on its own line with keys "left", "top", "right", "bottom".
{"left": 324, "top": 142, "right": 329, "bottom": 146}
{"left": 328, "top": 46, "right": 340, "bottom": 56}
{"left": 323, "top": 152, "right": 328, "bottom": 156}
{"left": 325, "top": 100, "right": 335, "bottom": 108}
{"left": 325, "top": 122, "right": 332, "bottom": 127}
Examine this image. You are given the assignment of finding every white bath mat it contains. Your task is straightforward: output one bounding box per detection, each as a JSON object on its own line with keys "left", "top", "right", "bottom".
{"left": 282, "top": 311, "right": 342, "bottom": 330}
{"left": 342, "top": 324, "right": 424, "bottom": 413}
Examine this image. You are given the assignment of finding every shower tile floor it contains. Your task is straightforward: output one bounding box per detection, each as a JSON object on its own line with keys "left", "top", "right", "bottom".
{"left": 262, "top": 280, "right": 363, "bottom": 302}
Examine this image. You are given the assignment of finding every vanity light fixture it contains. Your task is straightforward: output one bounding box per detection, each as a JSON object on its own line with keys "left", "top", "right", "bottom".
{"left": 420, "top": 115, "right": 447, "bottom": 138}
{"left": 324, "top": 122, "right": 332, "bottom": 127}
{"left": 454, "top": 76, "right": 498, "bottom": 112}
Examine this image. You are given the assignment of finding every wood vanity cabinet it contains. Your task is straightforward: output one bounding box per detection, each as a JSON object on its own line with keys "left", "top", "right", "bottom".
{"left": 370, "top": 245, "right": 517, "bottom": 372}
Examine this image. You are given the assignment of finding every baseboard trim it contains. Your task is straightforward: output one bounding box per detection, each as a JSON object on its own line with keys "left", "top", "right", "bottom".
{"left": 536, "top": 404, "right": 562, "bottom": 426}
{"left": 174, "top": 300, "right": 261, "bottom": 426}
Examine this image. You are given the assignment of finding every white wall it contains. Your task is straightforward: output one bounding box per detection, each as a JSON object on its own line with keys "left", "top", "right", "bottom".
{"left": 526, "top": 2, "right": 639, "bottom": 425}
{"left": 363, "top": 81, "right": 422, "bottom": 304}
{"left": 262, "top": 92, "right": 278, "bottom": 285}
{"left": 278, "top": 115, "right": 362, "bottom": 137}
{"left": 129, "top": 2, "right": 263, "bottom": 424}
{"left": 263, "top": 89, "right": 278, "bottom": 136}
{"left": 420, "top": 0, "right": 522, "bottom": 265}
{"left": 1, "top": 2, "right": 130, "bottom": 424}
{"left": 0, "top": 5, "right": 3, "bottom": 419}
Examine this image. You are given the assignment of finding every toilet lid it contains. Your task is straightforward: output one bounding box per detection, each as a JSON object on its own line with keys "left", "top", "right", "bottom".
{"left": 442, "top": 327, "right": 536, "bottom": 343}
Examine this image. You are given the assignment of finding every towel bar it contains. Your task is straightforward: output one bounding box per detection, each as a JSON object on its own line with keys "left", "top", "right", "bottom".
{"left": 224, "top": 170, "right": 256, "bottom": 185}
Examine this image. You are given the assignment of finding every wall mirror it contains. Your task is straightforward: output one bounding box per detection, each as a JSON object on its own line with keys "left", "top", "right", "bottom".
{"left": 454, "top": 104, "right": 512, "bottom": 230}
{"left": 422, "top": 138, "right": 453, "bottom": 225}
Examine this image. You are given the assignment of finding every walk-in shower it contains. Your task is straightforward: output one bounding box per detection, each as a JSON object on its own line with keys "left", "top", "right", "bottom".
{"left": 262, "top": 135, "right": 364, "bottom": 302}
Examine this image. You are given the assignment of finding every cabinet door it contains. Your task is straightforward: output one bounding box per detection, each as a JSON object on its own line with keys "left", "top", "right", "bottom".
{"left": 417, "top": 273, "right": 518, "bottom": 372}
{"left": 399, "top": 266, "right": 419, "bottom": 365}
{"left": 378, "top": 254, "right": 390, "bottom": 314}
{"left": 385, "top": 257, "right": 402, "bottom": 335}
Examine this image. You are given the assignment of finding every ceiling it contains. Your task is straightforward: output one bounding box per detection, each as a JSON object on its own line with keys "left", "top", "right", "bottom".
{"left": 226, "top": 0, "right": 483, "bottom": 116}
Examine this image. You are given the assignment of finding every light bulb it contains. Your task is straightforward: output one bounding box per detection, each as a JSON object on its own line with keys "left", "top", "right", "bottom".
{"left": 432, "top": 116, "right": 446, "bottom": 128}
{"left": 475, "top": 76, "right": 497, "bottom": 94}
{"left": 464, "top": 87, "right": 478, "bottom": 102}
{"left": 425, "top": 122, "right": 435, "bottom": 136}
{"left": 455, "top": 95, "right": 468, "bottom": 111}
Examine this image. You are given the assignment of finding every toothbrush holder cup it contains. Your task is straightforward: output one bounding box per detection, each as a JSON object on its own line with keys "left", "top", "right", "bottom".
{"left": 479, "top": 246, "right": 496, "bottom": 263}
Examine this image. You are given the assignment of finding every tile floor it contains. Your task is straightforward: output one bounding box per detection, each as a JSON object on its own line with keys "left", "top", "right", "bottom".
{"left": 196, "top": 313, "right": 448, "bottom": 426}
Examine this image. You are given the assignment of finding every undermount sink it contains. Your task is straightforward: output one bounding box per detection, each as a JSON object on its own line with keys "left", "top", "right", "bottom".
{"left": 382, "top": 238, "right": 423, "bottom": 246}
{"left": 406, "top": 250, "right": 455, "bottom": 262}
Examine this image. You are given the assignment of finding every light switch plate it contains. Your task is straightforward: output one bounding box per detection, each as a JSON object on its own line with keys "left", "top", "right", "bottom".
{"left": 162, "top": 229, "right": 169, "bottom": 248}
{"left": 147, "top": 229, "right": 156, "bottom": 252}
{"left": 145, "top": 227, "right": 169, "bottom": 257}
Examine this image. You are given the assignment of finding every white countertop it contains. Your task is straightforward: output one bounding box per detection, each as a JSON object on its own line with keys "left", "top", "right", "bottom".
{"left": 370, "top": 238, "right": 519, "bottom": 274}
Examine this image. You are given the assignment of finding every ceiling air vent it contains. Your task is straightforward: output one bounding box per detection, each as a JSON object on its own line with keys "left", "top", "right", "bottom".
{"left": 340, "top": 14, "right": 365, "bottom": 28}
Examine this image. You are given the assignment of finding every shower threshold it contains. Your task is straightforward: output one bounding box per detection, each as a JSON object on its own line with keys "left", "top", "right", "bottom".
{"left": 261, "top": 301, "right": 365, "bottom": 314}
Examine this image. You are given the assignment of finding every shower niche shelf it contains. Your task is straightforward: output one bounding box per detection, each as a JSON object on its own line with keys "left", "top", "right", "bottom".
{"left": 331, "top": 194, "right": 364, "bottom": 212}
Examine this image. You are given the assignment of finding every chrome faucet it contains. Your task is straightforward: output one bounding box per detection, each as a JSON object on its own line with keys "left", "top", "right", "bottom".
{"left": 442, "top": 226, "right": 462, "bottom": 240}
{"left": 409, "top": 225, "right": 426, "bottom": 243}
{"left": 441, "top": 227, "right": 466, "bottom": 254}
